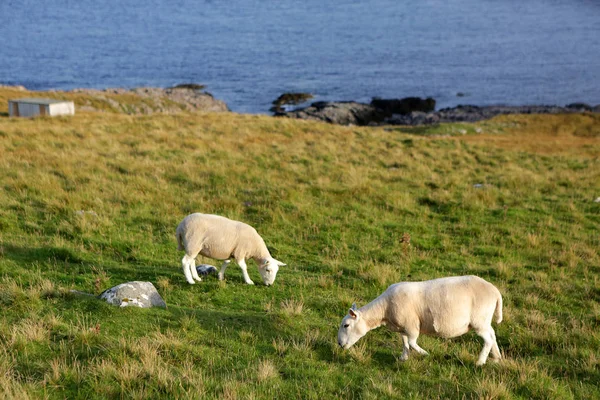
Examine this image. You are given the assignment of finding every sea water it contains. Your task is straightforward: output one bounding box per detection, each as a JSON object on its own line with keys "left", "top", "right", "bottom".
{"left": 1, "top": 0, "right": 599, "bottom": 113}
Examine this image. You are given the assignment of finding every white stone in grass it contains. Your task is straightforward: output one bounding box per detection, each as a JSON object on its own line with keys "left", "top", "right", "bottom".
{"left": 196, "top": 264, "right": 218, "bottom": 276}
{"left": 99, "top": 281, "right": 166, "bottom": 308}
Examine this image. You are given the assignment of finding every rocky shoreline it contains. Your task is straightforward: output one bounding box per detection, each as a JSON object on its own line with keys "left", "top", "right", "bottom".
{"left": 275, "top": 97, "right": 600, "bottom": 126}
{"left": 3, "top": 84, "right": 599, "bottom": 125}
{"left": 72, "top": 86, "right": 229, "bottom": 114}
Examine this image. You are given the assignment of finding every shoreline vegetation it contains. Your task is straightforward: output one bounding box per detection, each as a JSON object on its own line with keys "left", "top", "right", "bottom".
{"left": 0, "top": 84, "right": 229, "bottom": 116}
{"left": 0, "top": 84, "right": 599, "bottom": 398}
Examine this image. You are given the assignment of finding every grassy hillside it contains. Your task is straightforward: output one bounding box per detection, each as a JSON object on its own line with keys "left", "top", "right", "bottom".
{"left": 0, "top": 92, "right": 599, "bottom": 399}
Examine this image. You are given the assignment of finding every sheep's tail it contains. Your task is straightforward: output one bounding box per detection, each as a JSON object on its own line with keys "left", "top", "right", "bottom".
{"left": 494, "top": 293, "right": 503, "bottom": 324}
{"left": 176, "top": 229, "right": 184, "bottom": 251}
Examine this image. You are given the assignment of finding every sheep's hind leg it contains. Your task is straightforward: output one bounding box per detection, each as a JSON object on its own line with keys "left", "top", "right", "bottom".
{"left": 489, "top": 328, "right": 501, "bottom": 362}
{"left": 400, "top": 335, "right": 410, "bottom": 361}
{"left": 182, "top": 255, "right": 196, "bottom": 284}
{"left": 475, "top": 328, "right": 495, "bottom": 366}
{"left": 237, "top": 259, "right": 255, "bottom": 285}
{"left": 218, "top": 260, "right": 230, "bottom": 281}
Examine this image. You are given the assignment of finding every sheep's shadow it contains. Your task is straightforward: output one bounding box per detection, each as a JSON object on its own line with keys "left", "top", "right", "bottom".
{"left": 1, "top": 244, "right": 176, "bottom": 286}
{"left": 3, "top": 244, "right": 86, "bottom": 265}
{"left": 165, "top": 306, "right": 282, "bottom": 337}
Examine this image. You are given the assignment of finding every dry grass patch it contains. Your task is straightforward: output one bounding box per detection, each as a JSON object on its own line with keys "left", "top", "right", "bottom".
{"left": 272, "top": 337, "right": 288, "bottom": 356}
{"left": 238, "top": 330, "right": 257, "bottom": 345}
{"left": 367, "top": 376, "right": 395, "bottom": 398}
{"left": 256, "top": 359, "right": 279, "bottom": 382}
{"left": 358, "top": 262, "right": 402, "bottom": 286}
{"left": 280, "top": 298, "right": 304, "bottom": 316}
{"left": 347, "top": 341, "right": 371, "bottom": 364}
{"left": 10, "top": 318, "right": 49, "bottom": 345}
{"left": 316, "top": 275, "right": 334, "bottom": 289}
{"left": 460, "top": 114, "right": 600, "bottom": 156}
{"left": 472, "top": 377, "right": 511, "bottom": 400}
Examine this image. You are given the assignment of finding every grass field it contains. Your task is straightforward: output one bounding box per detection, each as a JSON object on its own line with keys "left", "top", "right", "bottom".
{"left": 0, "top": 91, "right": 599, "bottom": 399}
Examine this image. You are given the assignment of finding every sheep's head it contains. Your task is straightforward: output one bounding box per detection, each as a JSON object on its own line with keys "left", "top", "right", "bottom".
{"left": 338, "top": 303, "right": 368, "bottom": 349}
{"left": 258, "top": 258, "right": 285, "bottom": 286}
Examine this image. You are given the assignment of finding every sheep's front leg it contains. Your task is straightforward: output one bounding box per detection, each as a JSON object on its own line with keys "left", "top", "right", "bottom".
{"left": 218, "top": 260, "right": 231, "bottom": 281}
{"left": 400, "top": 335, "right": 410, "bottom": 361}
{"left": 407, "top": 335, "right": 429, "bottom": 356}
{"left": 181, "top": 255, "right": 196, "bottom": 284}
{"left": 237, "top": 259, "right": 255, "bottom": 285}
{"left": 190, "top": 261, "right": 202, "bottom": 282}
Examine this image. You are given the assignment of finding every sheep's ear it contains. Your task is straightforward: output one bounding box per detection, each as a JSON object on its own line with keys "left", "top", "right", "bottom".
{"left": 351, "top": 303, "right": 357, "bottom": 310}
{"left": 349, "top": 306, "right": 360, "bottom": 320}
{"left": 274, "top": 259, "right": 286, "bottom": 267}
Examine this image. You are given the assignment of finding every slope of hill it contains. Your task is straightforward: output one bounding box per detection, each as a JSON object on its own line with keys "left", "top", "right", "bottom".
{"left": 1, "top": 88, "right": 599, "bottom": 399}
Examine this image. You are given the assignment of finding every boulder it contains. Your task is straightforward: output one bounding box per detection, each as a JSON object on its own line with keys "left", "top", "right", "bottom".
{"left": 170, "top": 83, "right": 206, "bottom": 91}
{"left": 385, "top": 111, "right": 441, "bottom": 125}
{"left": 271, "top": 92, "right": 314, "bottom": 113}
{"left": 196, "top": 264, "right": 218, "bottom": 276}
{"left": 99, "top": 281, "right": 166, "bottom": 308}
{"left": 370, "top": 97, "right": 436, "bottom": 115}
{"left": 282, "top": 101, "right": 386, "bottom": 126}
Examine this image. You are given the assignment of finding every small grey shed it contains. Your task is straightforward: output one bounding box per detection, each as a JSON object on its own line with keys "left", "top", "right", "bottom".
{"left": 8, "top": 98, "right": 75, "bottom": 117}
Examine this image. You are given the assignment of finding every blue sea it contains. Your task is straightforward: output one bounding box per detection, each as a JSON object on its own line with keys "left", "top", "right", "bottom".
{"left": 1, "top": 0, "right": 599, "bottom": 113}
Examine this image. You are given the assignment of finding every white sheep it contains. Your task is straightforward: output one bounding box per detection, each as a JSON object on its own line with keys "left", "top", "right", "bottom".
{"left": 337, "top": 275, "right": 503, "bottom": 365}
{"left": 176, "top": 213, "right": 286, "bottom": 285}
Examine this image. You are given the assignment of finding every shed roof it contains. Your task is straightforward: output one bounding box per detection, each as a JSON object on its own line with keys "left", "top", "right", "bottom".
{"left": 9, "top": 98, "right": 71, "bottom": 105}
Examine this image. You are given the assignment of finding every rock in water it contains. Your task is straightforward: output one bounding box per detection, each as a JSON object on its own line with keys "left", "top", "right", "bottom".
{"left": 100, "top": 281, "right": 166, "bottom": 308}
{"left": 270, "top": 92, "right": 314, "bottom": 113}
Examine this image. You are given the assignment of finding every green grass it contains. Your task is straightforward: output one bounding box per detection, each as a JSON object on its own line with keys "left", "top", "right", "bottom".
{"left": 0, "top": 92, "right": 599, "bottom": 399}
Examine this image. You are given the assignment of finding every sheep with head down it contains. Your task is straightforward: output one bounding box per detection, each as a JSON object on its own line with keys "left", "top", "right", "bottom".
{"left": 338, "top": 275, "right": 503, "bottom": 365}
{"left": 176, "top": 213, "right": 285, "bottom": 286}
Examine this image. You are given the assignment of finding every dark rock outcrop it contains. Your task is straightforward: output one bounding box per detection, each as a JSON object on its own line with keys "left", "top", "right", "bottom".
{"left": 370, "top": 97, "right": 436, "bottom": 116}
{"left": 282, "top": 101, "right": 386, "bottom": 125}
{"left": 280, "top": 99, "right": 600, "bottom": 126}
{"left": 566, "top": 102, "right": 593, "bottom": 112}
{"left": 387, "top": 105, "right": 585, "bottom": 125}
{"left": 271, "top": 92, "right": 314, "bottom": 113}
{"left": 170, "top": 83, "right": 206, "bottom": 91}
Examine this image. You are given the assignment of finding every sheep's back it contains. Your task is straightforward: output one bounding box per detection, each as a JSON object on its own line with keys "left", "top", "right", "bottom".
{"left": 177, "top": 213, "right": 241, "bottom": 259}
{"left": 386, "top": 276, "right": 500, "bottom": 338}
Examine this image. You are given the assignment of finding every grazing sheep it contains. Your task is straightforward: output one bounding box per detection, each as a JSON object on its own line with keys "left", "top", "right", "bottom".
{"left": 337, "top": 275, "right": 503, "bottom": 365}
{"left": 176, "top": 213, "right": 286, "bottom": 285}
